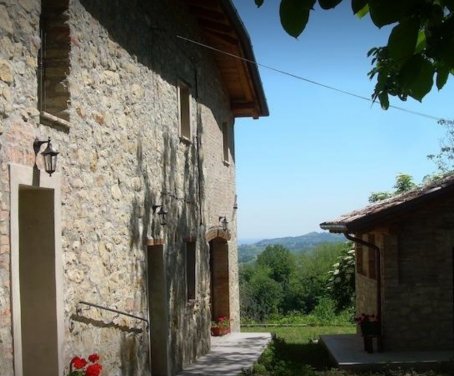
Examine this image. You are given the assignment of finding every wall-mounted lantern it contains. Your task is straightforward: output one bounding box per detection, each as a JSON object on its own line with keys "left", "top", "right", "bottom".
{"left": 219, "top": 216, "right": 228, "bottom": 231}
{"left": 33, "top": 137, "right": 59, "bottom": 176}
{"left": 153, "top": 204, "right": 168, "bottom": 226}
{"left": 233, "top": 195, "right": 238, "bottom": 210}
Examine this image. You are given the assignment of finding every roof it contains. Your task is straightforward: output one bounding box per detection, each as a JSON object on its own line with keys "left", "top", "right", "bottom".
{"left": 185, "top": 0, "right": 269, "bottom": 118}
{"left": 320, "top": 174, "right": 454, "bottom": 234}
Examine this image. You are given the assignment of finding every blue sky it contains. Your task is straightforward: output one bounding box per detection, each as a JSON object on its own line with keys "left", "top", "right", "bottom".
{"left": 232, "top": 1, "right": 454, "bottom": 242}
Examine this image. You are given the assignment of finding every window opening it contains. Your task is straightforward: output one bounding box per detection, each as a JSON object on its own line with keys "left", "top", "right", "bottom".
{"left": 38, "top": 0, "right": 70, "bottom": 123}
{"left": 186, "top": 241, "right": 196, "bottom": 301}
{"left": 368, "top": 234, "right": 377, "bottom": 279}
{"left": 222, "top": 122, "right": 230, "bottom": 163}
{"left": 179, "top": 82, "right": 191, "bottom": 140}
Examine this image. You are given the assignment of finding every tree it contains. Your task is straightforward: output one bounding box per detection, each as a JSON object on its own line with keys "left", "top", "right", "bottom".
{"left": 240, "top": 265, "right": 284, "bottom": 321}
{"left": 427, "top": 119, "right": 454, "bottom": 173}
{"left": 256, "top": 245, "right": 294, "bottom": 285}
{"left": 368, "top": 172, "right": 416, "bottom": 202}
{"left": 253, "top": 0, "right": 454, "bottom": 110}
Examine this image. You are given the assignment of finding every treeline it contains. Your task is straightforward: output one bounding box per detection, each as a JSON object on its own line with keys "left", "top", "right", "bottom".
{"left": 239, "top": 242, "right": 355, "bottom": 322}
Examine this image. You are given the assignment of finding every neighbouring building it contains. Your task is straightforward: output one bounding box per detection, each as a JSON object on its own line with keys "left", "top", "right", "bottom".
{"left": 320, "top": 175, "right": 454, "bottom": 352}
{"left": 0, "top": 0, "right": 268, "bottom": 375}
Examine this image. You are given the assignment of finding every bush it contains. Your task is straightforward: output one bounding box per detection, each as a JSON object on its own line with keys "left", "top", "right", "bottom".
{"left": 326, "top": 246, "right": 355, "bottom": 312}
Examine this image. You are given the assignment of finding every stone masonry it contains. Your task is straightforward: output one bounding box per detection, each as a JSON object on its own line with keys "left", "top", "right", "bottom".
{"left": 355, "top": 199, "right": 454, "bottom": 351}
{"left": 0, "top": 0, "right": 250, "bottom": 374}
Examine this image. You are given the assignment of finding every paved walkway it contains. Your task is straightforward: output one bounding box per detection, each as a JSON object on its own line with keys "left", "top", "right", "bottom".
{"left": 321, "top": 334, "right": 454, "bottom": 371}
{"left": 177, "top": 332, "right": 272, "bottom": 376}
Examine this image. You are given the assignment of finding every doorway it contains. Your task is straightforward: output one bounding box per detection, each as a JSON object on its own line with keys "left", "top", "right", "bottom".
{"left": 209, "top": 239, "right": 230, "bottom": 322}
{"left": 147, "top": 244, "right": 170, "bottom": 376}
{"left": 19, "top": 186, "right": 59, "bottom": 375}
{"left": 10, "top": 164, "right": 64, "bottom": 376}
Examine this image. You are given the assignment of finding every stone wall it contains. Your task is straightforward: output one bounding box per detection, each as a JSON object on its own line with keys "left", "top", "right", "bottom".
{"left": 380, "top": 200, "right": 454, "bottom": 351}
{"left": 0, "top": 0, "right": 241, "bottom": 374}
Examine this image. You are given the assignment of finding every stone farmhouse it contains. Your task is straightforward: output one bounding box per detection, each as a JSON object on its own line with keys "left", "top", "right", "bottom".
{"left": 0, "top": 0, "right": 268, "bottom": 375}
{"left": 321, "top": 175, "right": 454, "bottom": 352}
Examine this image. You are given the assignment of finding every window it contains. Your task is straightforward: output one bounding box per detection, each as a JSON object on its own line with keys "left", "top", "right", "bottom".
{"left": 356, "top": 244, "right": 365, "bottom": 275}
{"left": 38, "top": 0, "right": 70, "bottom": 125}
{"left": 178, "top": 82, "right": 191, "bottom": 141}
{"left": 186, "top": 242, "right": 196, "bottom": 301}
{"left": 222, "top": 122, "right": 230, "bottom": 164}
{"left": 368, "top": 234, "right": 377, "bottom": 279}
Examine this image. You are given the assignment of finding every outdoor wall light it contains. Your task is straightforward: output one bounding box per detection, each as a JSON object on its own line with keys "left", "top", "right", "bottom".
{"left": 152, "top": 204, "right": 168, "bottom": 226}
{"left": 33, "top": 137, "right": 59, "bottom": 176}
{"left": 219, "top": 216, "right": 228, "bottom": 231}
{"left": 233, "top": 195, "right": 238, "bottom": 210}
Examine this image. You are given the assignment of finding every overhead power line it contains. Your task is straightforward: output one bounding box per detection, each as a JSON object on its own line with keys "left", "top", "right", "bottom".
{"left": 176, "top": 34, "right": 448, "bottom": 123}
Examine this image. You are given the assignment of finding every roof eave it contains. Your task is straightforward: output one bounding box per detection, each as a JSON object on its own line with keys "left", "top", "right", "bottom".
{"left": 219, "top": 0, "right": 269, "bottom": 118}
{"left": 319, "top": 223, "right": 348, "bottom": 234}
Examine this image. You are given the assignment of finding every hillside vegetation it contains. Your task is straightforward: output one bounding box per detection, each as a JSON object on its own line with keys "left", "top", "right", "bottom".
{"left": 239, "top": 232, "right": 344, "bottom": 263}
{"left": 240, "top": 241, "right": 354, "bottom": 323}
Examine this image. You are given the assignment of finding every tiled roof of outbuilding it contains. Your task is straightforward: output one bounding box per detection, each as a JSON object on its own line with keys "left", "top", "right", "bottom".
{"left": 320, "top": 174, "right": 454, "bottom": 233}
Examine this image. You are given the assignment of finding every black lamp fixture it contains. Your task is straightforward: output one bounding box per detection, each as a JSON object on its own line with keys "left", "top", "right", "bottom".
{"left": 33, "top": 137, "right": 59, "bottom": 176}
{"left": 152, "top": 204, "right": 168, "bottom": 226}
{"left": 219, "top": 216, "right": 228, "bottom": 231}
{"left": 233, "top": 195, "right": 238, "bottom": 210}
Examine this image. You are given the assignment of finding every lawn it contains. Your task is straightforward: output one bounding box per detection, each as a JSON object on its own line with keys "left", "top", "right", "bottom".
{"left": 242, "top": 325, "right": 354, "bottom": 374}
{"left": 241, "top": 325, "right": 454, "bottom": 376}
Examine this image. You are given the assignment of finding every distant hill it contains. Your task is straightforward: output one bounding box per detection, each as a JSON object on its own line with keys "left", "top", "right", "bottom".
{"left": 238, "top": 231, "right": 345, "bottom": 263}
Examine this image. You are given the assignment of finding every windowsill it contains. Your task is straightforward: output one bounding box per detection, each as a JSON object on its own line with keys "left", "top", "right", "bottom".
{"left": 40, "top": 111, "right": 70, "bottom": 132}
{"left": 179, "top": 136, "right": 192, "bottom": 145}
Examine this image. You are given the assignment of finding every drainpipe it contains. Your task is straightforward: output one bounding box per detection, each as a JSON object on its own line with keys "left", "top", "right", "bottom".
{"left": 344, "top": 233, "right": 383, "bottom": 352}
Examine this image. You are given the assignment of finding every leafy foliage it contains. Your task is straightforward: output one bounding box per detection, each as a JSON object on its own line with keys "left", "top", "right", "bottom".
{"left": 427, "top": 119, "right": 454, "bottom": 173}
{"left": 253, "top": 0, "right": 454, "bottom": 109}
{"left": 240, "top": 242, "right": 352, "bottom": 321}
{"left": 368, "top": 173, "right": 416, "bottom": 202}
{"left": 326, "top": 247, "right": 355, "bottom": 311}
{"left": 239, "top": 232, "right": 344, "bottom": 263}
{"left": 257, "top": 245, "right": 294, "bottom": 285}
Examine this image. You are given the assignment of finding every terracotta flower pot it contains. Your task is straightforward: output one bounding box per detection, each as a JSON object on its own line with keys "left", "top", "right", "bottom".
{"left": 211, "top": 327, "right": 230, "bottom": 336}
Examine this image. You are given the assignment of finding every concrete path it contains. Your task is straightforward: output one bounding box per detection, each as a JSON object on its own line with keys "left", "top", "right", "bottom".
{"left": 321, "top": 334, "right": 454, "bottom": 371}
{"left": 177, "top": 332, "right": 272, "bottom": 376}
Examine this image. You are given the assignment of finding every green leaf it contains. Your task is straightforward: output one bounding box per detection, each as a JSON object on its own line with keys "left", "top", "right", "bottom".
{"left": 368, "top": 0, "right": 412, "bottom": 27}
{"left": 351, "top": 0, "right": 367, "bottom": 14}
{"left": 415, "top": 30, "right": 426, "bottom": 53}
{"left": 388, "top": 18, "right": 420, "bottom": 63}
{"left": 355, "top": 3, "right": 369, "bottom": 18}
{"left": 379, "top": 92, "right": 390, "bottom": 110}
{"left": 279, "top": 0, "right": 315, "bottom": 38}
{"left": 440, "top": 36, "right": 454, "bottom": 69}
{"left": 436, "top": 66, "right": 450, "bottom": 90}
{"left": 318, "top": 0, "right": 342, "bottom": 10}
{"left": 399, "top": 55, "right": 434, "bottom": 101}
{"left": 255, "top": 0, "right": 265, "bottom": 7}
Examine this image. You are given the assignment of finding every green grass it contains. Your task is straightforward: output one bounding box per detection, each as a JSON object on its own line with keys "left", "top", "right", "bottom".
{"left": 241, "top": 326, "right": 454, "bottom": 376}
{"left": 242, "top": 325, "right": 355, "bottom": 345}
{"left": 241, "top": 325, "right": 355, "bottom": 374}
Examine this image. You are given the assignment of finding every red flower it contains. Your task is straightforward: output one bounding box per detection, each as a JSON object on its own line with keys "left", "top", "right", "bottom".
{"left": 88, "top": 353, "right": 100, "bottom": 363}
{"left": 71, "top": 356, "right": 87, "bottom": 369}
{"left": 86, "top": 363, "right": 102, "bottom": 376}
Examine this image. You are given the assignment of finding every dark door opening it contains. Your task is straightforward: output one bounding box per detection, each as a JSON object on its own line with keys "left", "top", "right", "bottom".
{"left": 19, "top": 186, "right": 58, "bottom": 375}
{"left": 209, "top": 239, "right": 230, "bottom": 323}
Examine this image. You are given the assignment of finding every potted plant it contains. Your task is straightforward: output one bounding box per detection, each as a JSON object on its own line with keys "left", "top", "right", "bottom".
{"left": 69, "top": 353, "right": 102, "bottom": 376}
{"left": 211, "top": 316, "right": 230, "bottom": 336}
